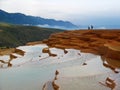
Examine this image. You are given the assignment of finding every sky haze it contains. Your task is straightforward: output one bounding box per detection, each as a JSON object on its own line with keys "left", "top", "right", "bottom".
{"left": 0, "top": 0, "right": 120, "bottom": 25}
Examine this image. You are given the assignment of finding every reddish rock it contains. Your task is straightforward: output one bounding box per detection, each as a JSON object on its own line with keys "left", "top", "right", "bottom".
{"left": 42, "top": 48, "right": 57, "bottom": 57}
{"left": 52, "top": 81, "right": 59, "bottom": 90}
{"left": 64, "top": 49, "right": 68, "bottom": 54}
{"left": 42, "top": 48, "right": 49, "bottom": 53}
{"left": 10, "top": 54, "right": 17, "bottom": 60}
{"left": 14, "top": 49, "right": 25, "bottom": 56}
{"left": 43, "top": 30, "right": 120, "bottom": 61}
{"left": 55, "top": 70, "right": 59, "bottom": 76}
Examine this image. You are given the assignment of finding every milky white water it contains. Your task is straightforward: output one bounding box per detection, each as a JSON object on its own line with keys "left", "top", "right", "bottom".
{"left": 0, "top": 44, "right": 119, "bottom": 90}
{"left": 0, "top": 44, "right": 97, "bottom": 90}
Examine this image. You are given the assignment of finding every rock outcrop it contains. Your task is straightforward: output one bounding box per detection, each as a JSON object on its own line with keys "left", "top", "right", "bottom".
{"left": 43, "top": 30, "right": 120, "bottom": 61}
{"left": 52, "top": 70, "right": 60, "bottom": 90}
{"left": 42, "top": 48, "right": 57, "bottom": 57}
{"left": 14, "top": 49, "right": 25, "bottom": 56}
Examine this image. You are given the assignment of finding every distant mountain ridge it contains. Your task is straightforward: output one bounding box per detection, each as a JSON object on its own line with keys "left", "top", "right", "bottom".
{"left": 0, "top": 9, "right": 77, "bottom": 29}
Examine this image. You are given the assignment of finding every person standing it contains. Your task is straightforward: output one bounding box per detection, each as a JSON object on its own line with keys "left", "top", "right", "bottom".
{"left": 91, "top": 25, "right": 93, "bottom": 29}
{"left": 88, "top": 26, "right": 90, "bottom": 30}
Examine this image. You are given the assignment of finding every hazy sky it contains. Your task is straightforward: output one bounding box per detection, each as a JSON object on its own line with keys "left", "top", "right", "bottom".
{"left": 0, "top": 0, "right": 120, "bottom": 25}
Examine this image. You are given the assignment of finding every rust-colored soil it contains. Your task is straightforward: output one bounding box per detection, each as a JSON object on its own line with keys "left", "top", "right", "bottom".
{"left": 42, "top": 30, "right": 120, "bottom": 61}
{"left": 0, "top": 48, "right": 25, "bottom": 56}
{"left": 0, "top": 48, "right": 15, "bottom": 55}
{"left": 26, "top": 41, "right": 43, "bottom": 45}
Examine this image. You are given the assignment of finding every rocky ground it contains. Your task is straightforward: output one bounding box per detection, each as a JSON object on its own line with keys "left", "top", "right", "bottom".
{"left": 27, "top": 29, "right": 120, "bottom": 90}
{"left": 0, "top": 29, "right": 120, "bottom": 90}
{"left": 42, "top": 30, "right": 120, "bottom": 61}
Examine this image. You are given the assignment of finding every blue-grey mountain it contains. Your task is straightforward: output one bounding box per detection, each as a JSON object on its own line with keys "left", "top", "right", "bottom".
{"left": 0, "top": 9, "right": 77, "bottom": 29}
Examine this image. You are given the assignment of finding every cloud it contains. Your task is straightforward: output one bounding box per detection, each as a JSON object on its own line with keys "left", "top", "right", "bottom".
{"left": 0, "top": 0, "right": 120, "bottom": 25}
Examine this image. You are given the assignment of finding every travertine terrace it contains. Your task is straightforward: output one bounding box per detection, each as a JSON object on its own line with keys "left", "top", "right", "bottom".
{"left": 43, "top": 30, "right": 120, "bottom": 61}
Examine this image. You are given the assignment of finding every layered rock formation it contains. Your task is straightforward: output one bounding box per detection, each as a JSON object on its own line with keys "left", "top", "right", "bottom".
{"left": 43, "top": 30, "right": 120, "bottom": 61}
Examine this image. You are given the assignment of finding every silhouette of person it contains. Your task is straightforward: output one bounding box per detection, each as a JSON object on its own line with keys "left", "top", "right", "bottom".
{"left": 88, "top": 26, "right": 90, "bottom": 30}
{"left": 91, "top": 25, "right": 93, "bottom": 29}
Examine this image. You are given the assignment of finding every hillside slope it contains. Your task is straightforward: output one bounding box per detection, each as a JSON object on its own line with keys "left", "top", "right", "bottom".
{"left": 0, "top": 23, "right": 64, "bottom": 47}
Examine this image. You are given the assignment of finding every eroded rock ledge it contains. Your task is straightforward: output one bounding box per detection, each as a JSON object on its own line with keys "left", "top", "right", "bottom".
{"left": 42, "top": 30, "right": 120, "bottom": 61}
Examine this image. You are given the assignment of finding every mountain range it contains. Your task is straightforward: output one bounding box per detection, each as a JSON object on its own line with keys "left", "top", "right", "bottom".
{"left": 0, "top": 9, "right": 77, "bottom": 29}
